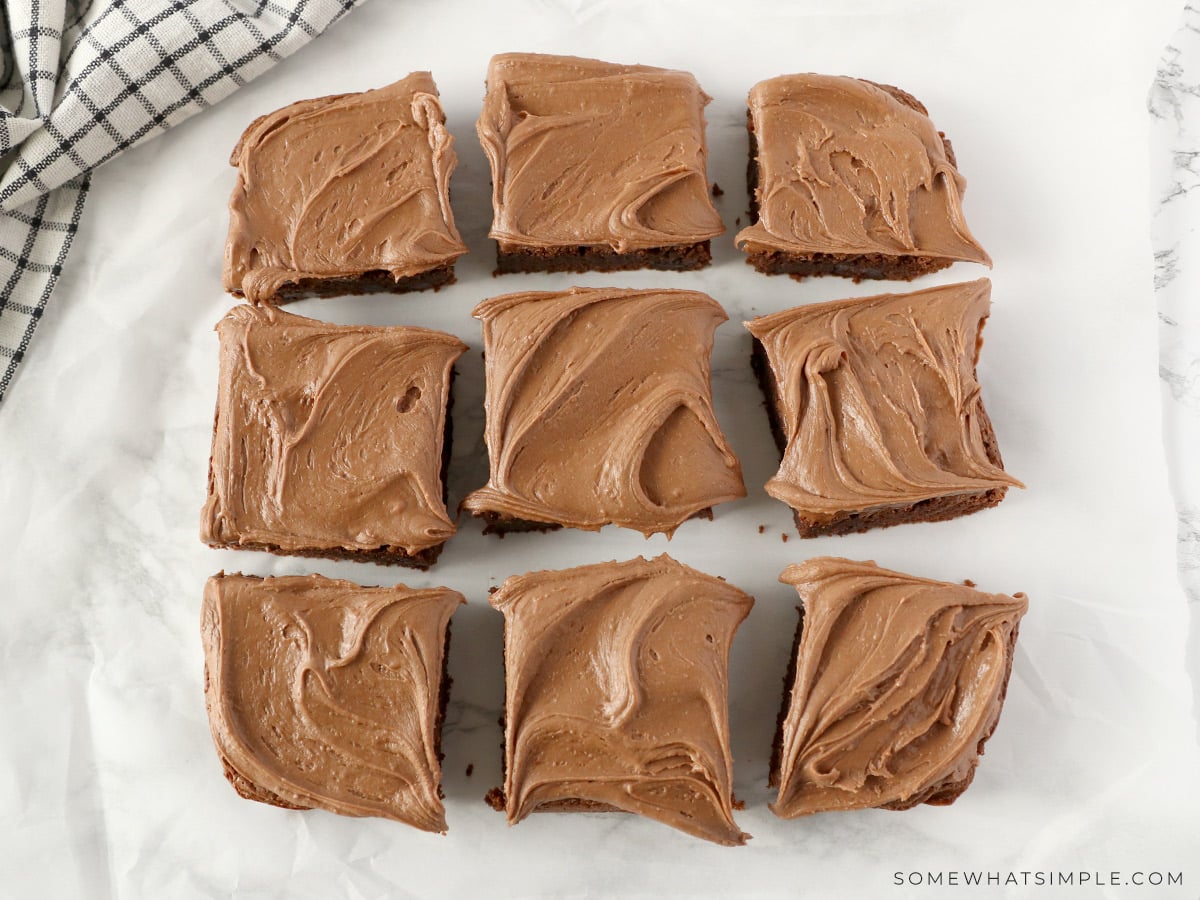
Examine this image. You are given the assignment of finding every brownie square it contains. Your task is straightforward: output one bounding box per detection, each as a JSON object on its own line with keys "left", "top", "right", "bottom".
{"left": 476, "top": 53, "right": 724, "bottom": 274}
{"left": 200, "top": 305, "right": 465, "bottom": 567}
{"left": 744, "top": 279, "right": 1021, "bottom": 537}
{"left": 224, "top": 71, "right": 468, "bottom": 304}
{"left": 486, "top": 555, "right": 753, "bottom": 845}
{"left": 770, "top": 558, "right": 1027, "bottom": 817}
{"left": 202, "top": 573, "right": 464, "bottom": 832}
{"left": 461, "top": 287, "right": 746, "bottom": 536}
{"left": 735, "top": 74, "right": 991, "bottom": 282}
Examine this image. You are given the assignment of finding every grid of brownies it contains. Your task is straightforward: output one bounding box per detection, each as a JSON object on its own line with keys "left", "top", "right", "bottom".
{"left": 198, "top": 55, "right": 1029, "bottom": 845}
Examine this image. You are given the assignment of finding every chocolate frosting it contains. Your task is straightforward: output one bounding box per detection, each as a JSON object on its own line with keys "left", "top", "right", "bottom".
{"left": 202, "top": 573, "right": 463, "bottom": 831}
{"left": 224, "top": 72, "right": 467, "bottom": 303}
{"left": 735, "top": 74, "right": 990, "bottom": 264}
{"left": 491, "top": 555, "right": 753, "bottom": 846}
{"left": 745, "top": 279, "right": 1021, "bottom": 520}
{"left": 461, "top": 287, "right": 746, "bottom": 535}
{"left": 200, "top": 305, "right": 465, "bottom": 556}
{"left": 477, "top": 53, "right": 725, "bottom": 252}
{"left": 772, "top": 558, "right": 1027, "bottom": 817}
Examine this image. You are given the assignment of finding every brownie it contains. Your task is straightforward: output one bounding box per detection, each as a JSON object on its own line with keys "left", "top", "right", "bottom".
{"left": 201, "top": 573, "right": 464, "bottom": 832}
{"left": 744, "top": 279, "right": 1021, "bottom": 537}
{"left": 200, "top": 305, "right": 466, "bottom": 567}
{"left": 476, "top": 53, "right": 724, "bottom": 274}
{"left": 224, "top": 71, "right": 468, "bottom": 304}
{"left": 487, "top": 555, "right": 754, "bottom": 846}
{"left": 735, "top": 74, "right": 991, "bottom": 282}
{"left": 460, "top": 287, "right": 746, "bottom": 536}
{"left": 770, "top": 558, "right": 1027, "bottom": 817}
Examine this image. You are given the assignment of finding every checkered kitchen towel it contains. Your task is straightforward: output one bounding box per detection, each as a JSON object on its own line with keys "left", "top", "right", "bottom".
{"left": 0, "top": 0, "right": 365, "bottom": 404}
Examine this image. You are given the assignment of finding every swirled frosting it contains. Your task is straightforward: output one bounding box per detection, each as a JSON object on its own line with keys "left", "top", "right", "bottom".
{"left": 491, "top": 555, "right": 753, "bottom": 846}
{"left": 735, "top": 74, "right": 990, "bottom": 265}
{"left": 224, "top": 71, "right": 468, "bottom": 303}
{"left": 200, "top": 305, "right": 465, "bottom": 557}
{"left": 461, "top": 287, "right": 745, "bottom": 535}
{"left": 202, "top": 573, "right": 464, "bottom": 832}
{"left": 477, "top": 53, "right": 725, "bottom": 252}
{"left": 745, "top": 279, "right": 1021, "bottom": 520}
{"left": 772, "top": 558, "right": 1027, "bottom": 817}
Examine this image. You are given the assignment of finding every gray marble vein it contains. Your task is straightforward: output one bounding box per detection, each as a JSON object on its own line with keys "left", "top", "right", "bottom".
{"left": 1151, "top": 1, "right": 1200, "bottom": 730}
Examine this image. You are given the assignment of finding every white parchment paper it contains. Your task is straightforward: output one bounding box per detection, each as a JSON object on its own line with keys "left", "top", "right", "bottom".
{"left": 2, "top": 1, "right": 1198, "bottom": 897}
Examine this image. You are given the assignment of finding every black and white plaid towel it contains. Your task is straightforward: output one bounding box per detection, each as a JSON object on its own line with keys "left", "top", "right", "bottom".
{"left": 0, "top": 0, "right": 364, "bottom": 404}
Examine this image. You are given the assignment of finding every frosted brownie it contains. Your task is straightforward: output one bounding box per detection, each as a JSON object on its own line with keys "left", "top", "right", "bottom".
{"left": 202, "top": 573, "right": 463, "bottom": 832}
{"left": 477, "top": 53, "right": 724, "bottom": 273}
{"left": 745, "top": 279, "right": 1021, "bottom": 537}
{"left": 224, "top": 72, "right": 467, "bottom": 304}
{"left": 485, "top": 555, "right": 753, "bottom": 846}
{"left": 200, "top": 305, "right": 465, "bottom": 567}
{"left": 461, "top": 287, "right": 745, "bottom": 536}
{"left": 735, "top": 74, "right": 990, "bottom": 281}
{"left": 771, "top": 558, "right": 1027, "bottom": 817}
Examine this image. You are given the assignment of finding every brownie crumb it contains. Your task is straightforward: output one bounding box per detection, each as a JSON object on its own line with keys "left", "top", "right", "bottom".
{"left": 488, "top": 586, "right": 499, "bottom": 595}
{"left": 781, "top": 533, "right": 790, "bottom": 543}
{"left": 732, "top": 797, "right": 746, "bottom": 811}
{"left": 466, "top": 764, "right": 474, "bottom": 777}
{"left": 735, "top": 216, "right": 742, "bottom": 227}
{"left": 712, "top": 182, "right": 724, "bottom": 197}
{"left": 963, "top": 579, "right": 977, "bottom": 588}
{"left": 757, "top": 525, "right": 765, "bottom": 534}
{"left": 484, "top": 787, "right": 505, "bottom": 811}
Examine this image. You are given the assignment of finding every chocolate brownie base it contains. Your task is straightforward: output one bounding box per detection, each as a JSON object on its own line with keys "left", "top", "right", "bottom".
{"left": 433, "top": 625, "right": 453, "bottom": 800}
{"left": 474, "top": 512, "right": 563, "bottom": 537}
{"left": 214, "top": 621, "right": 455, "bottom": 810}
{"left": 495, "top": 241, "right": 711, "bottom": 275}
{"left": 750, "top": 339, "right": 1008, "bottom": 537}
{"left": 485, "top": 793, "right": 625, "bottom": 814}
{"left": 744, "top": 84, "right": 960, "bottom": 284}
{"left": 209, "top": 539, "right": 446, "bottom": 570}
{"left": 767, "top": 610, "right": 1019, "bottom": 809}
{"left": 232, "top": 264, "right": 457, "bottom": 305}
{"left": 489, "top": 794, "right": 743, "bottom": 815}
{"left": 743, "top": 248, "right": 953, "bottom": 283}
{"left": 203, "top": 372, "right": 458, "bottom": 569}
{"left": 472, "top": 507, "right": 715, "bottom": 537}
{"left": 767, "top": 605, "right": 805, "bottom": 790}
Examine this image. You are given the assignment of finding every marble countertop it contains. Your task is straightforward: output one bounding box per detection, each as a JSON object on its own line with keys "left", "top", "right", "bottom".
{"left": 2, "top": 1, "right": 1198, "bottom": 897}
{"left": 1153, "top": 1, "right": 1200, "bottom": 728}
